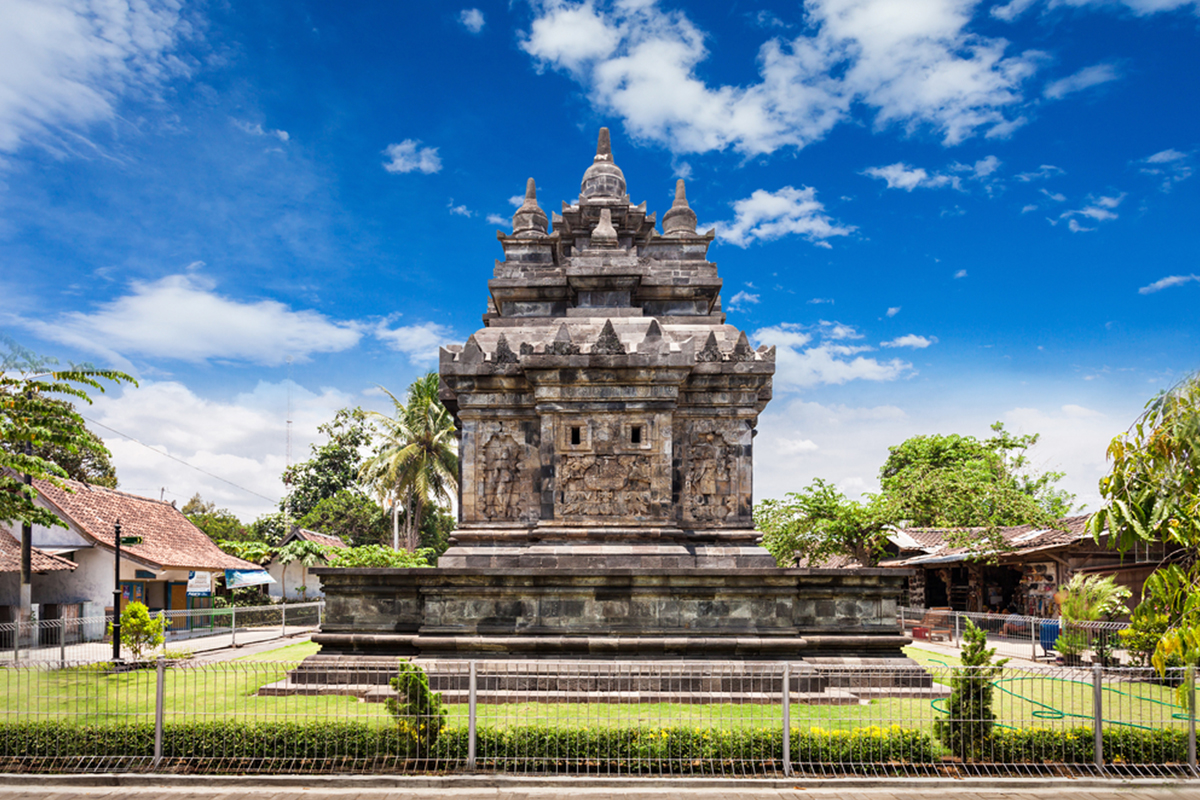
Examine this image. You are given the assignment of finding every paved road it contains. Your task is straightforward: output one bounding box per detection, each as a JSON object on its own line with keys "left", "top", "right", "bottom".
{"left": 0, "top": 779, "right": 1195, "bottom": 800}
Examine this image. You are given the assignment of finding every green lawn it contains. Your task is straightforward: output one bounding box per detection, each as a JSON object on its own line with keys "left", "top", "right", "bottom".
{"left": 0, "top": 643, "right": 1189, "bottom": 734}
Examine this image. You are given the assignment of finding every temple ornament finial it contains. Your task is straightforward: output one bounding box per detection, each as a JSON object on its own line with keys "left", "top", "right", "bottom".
{"left": 590, "top": 207, "right": 619, "bottom": 248}
{"left": 581, "top": 127, "right": 626, "bottom": 199}
{"left": 662, "top": 178, "right": 698, "bottom": 236}
{"left": 596, "top": 127, "right": 612, "bottom": 161}
{"left": 512, "top": 177, "right": 548, "bottom": 237}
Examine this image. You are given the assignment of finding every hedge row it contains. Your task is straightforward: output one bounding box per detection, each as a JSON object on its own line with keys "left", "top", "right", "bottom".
{"left": 0, "top": 720, "right": 933, "bottom": 772}
{"left": 991, "top": 726, "right": 1191, "bottom": 764}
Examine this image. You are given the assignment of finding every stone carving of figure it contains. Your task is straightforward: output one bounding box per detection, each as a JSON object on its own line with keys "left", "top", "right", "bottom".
{"left": 481, "top": 433, "right": 521, "bottom": 520}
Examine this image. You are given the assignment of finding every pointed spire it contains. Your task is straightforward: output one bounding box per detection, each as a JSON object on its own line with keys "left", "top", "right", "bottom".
{"left": 580, "top": 126, "right": 626, "bottom": 199}
{"left": 731, "top": 331, "right": 755, "bottom": 362}
{"left": 511, "top": 177, "right": 548, "bottom": 237}
{"left": 589, "top": 207, "right": 619, "bottom": 248}
{"left": 638, "top": 318, "right": 665, "bottom": 354}
{"left": 697, "top": 331, "right": 722, "bottom": 362}
{"left": 592, "top": 319, "right": 626, "bottom": 355}
{"left": 662, "top": 178, "right": 698, "bottom": 236}
{"left": 461, "top": 335, "right": 484, "bottom": 364}
{"left": 494, "top": 334, "right": 519, "bottom": 364}
{"left": 596, "top": 127, "right": 612, "bottom": 161}
{"left": 550, "top": 323, "right": 580, "bottom": 355}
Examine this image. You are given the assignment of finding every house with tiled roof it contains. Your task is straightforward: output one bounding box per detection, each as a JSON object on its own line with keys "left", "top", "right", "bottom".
{"left": 879, "top": 514, "right": 1170, "bottom": 617}
{"left": 266, "top": 527, "right": 348, "bottom": 600}
{"left": 0, "top": 478, "right": 262, "bottom": 620}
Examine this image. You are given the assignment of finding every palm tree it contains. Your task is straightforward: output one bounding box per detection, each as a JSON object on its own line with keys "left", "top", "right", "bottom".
{"left": 361, "top": 373, "right": 458, "bottom": 552}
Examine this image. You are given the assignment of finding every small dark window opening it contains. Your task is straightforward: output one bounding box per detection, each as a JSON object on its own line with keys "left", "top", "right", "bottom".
{"left": 571, "top": 426, "right": 581, "bottom": 445}
{"left": 631, "top": 426, "right": 642, "bottom": 444}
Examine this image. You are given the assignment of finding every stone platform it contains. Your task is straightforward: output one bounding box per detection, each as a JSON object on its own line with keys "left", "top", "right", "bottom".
{"left": 309, "top": 566, "right": 912, "bottom": 661}
{"left": 267, "top": 657, "right": 947, "bottom": 705}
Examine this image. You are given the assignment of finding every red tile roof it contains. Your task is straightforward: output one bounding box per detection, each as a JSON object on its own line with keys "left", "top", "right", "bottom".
{"left": 292, "top": 529, "right": 348, "bottom": 550}
{"left": 0, "top": 527, "right": 76, "bottom": 573}
{"left": 889, "top": 514, "right": 1096, "bottom": 566}
{"left": 34, "top": 478, "right": 260, "bottom": 572}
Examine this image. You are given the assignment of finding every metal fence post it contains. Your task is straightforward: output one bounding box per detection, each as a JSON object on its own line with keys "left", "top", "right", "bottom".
{"left": 1032, "top": 617, "right": 1038, "bottom": 661}
{"left": 467, "top": 660, "right": 477, "bottom": 771}
{"left": 1093, "top": 663, "right": 1103, "bottom": 770}
{"left": 154, "top": 655, "right": 165, "bottom": 767}
{"left": 281, "top": 604, "right": 286, "bottom": 638}
{"left": 899, "top": 607, "right": 905, "bottom": 633}
{"left": 782, "top": 661, "right": 792, "bottom": 778}
{"left": 12, "top": 619, "right": 19, "bottom": 663}
{"left": 954, "top": 611, "right": 960, "bottom": 645}
{"left": 59, "top": 620, "right": 66, "bottom": 667}
{"left": 230, "top": 606, "right": 237, "bottom": 648}
{"left": 1188, "top": 664, "right": 1197, "bottom": 773}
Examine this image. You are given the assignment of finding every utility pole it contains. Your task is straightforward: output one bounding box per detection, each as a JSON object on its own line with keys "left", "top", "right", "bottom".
{"left": 112, "top": 519, "right": 122, "bottom": 663}
{"left": 19, "top": 441, "right": 32, "bottom": 632}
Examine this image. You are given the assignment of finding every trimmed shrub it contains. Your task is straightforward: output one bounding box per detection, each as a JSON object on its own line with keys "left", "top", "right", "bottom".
{"left": 992, "top": 726, "right": 1189, "bottom": 764}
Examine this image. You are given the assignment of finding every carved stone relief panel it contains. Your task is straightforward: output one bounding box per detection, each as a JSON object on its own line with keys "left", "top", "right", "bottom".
{"left": 557, "top": 452, "right": 652, "bottom": 518}
{"left": 471, "top": 421, "right": 538, "bottom": 524}
{"left": 682, "top": 419, "right": 750, "bottom": 524}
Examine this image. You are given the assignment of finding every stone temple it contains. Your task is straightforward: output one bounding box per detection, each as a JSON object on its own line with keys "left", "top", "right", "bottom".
{"left": 438, "top": 127, "right": 775, "bottom": 572}
{"left": 310, "top": 130, "right": 911, "bottom": 664}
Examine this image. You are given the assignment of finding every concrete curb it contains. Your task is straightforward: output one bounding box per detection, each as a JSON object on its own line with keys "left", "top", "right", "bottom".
{"left": 0, "top": 773, "right": 1196, "bottom": 790}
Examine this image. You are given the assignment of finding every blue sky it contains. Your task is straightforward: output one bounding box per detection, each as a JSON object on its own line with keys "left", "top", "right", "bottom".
{"left": 1, "top": 0, "right": 1197, "bottom": 521}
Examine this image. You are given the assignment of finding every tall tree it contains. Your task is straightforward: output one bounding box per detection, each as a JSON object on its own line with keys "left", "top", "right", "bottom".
{"left": 182, "top": 494, "right": 250, "bottom": 542}
{"left": 281, "top": 407, "right": 371, "bottom": 520}
{"left": 360, "top": 373, "right": 458, "bottom": 552}
{"left": 296, "top": 489, "right": 391, "bottom": 547}
{"left": 1089, "top": 372, "right": 1200, "bottom": 645}
{"left": 0, "top": 337, "right": 133, "bottom": 529}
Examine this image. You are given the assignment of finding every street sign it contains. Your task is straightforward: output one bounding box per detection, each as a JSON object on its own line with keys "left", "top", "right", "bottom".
{"left": 118, "top": 536, "right": 143, "bottom": 545}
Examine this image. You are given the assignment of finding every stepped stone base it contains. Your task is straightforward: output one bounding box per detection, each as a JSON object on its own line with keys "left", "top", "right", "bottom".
{"left": 269, "top": 658, "right": 947, "bottom": 705}
{"left": 309, "top": 566, "right": 913, "bottom": 661}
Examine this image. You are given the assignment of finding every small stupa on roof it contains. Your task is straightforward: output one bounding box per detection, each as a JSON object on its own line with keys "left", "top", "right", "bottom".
{"left": 438, "top": 128, "right": 776, "bottom": 569}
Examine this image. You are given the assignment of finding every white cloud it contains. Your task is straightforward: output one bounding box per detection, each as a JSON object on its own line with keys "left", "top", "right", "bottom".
{"left": 1138, "top": 148, "right": 1193, "bottom": 191}
{"left": 954, "top": 269, "right": 968, "bottom": 278}
{"left": 990, "top": 0, "right": 1039, "bottom": 21}
{"left": 862, "top": 163, "right": 956, "bottom": 191}
{"left": 728, "top": 290, "right": 760, "bottom": 311}
{"left": 776, "top": 437, "right": 819, "bottom": 455}
{"left": 486, "top": 213, "right": 509, "bottom": 226}
{"left": 520, "top": 0, "right": 1041, "bottom": 156}
{"left": 448, "top": 200, "right": 473, "bottom": 217}
{"left": 233, "top": 119, "right": 289, "bottom": 142}
{"left": 508, "top": 194, "right": 525, "bottom": 207}
{"left": 1040, "top": 188, "right": 1066, "bottom": 202}
{"left": 374, "top": 321, "right": 457, "bottom": 363}
{"left": 886, "top": 306, "right": 901, "bottom": 317}
{"left": 864, "top": 156, "right": 1001, "bottom": 191}
{"left": 715, "top": 186, "right": 854, "bottom": 247}
{"left": 21, "top": 273, "right": 363, "bottom": 366}
{"left": 1015, "top": 164, "right": 1064, "bottom": 182}
{"left": 1021, "top": 204, "right": 1038, "bottom": 213}
{"left": 753, "top": 322, "right": 912, "bottom": 390}
{"left": 1138, "top": 274, "right": 1200, "bottom": 294}
{"left": 809, "top": 297, "right": 835, "bottom": 305}
{"left": 1043, "top": 63, "right": 1120, "bottom": 100}
{"left": 1060, "top": 193, "right": 1125, "bottom": 230}
{"left": 881, "top": 334, "right": 938, "bottom": 348}
{"left": 995, "top": 0, "right": 1200, "bottom": 19}
{"left": 459, "top": 8, "right": 486, "bottom": 34}
{"left": 383, "top": 139, "right": 442, "bottom": 174}
{"left": 89, "top": 380, "right": 358, "bottom": 521}
{"left": 0, "top": 0, "right": 193, "bottom": 154}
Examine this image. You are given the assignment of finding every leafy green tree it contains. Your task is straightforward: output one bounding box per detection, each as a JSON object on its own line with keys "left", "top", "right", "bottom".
{"left": 419, "top": 505, "right": 455, "bottom": 560}
{"left": 387, "top": 661, "right": 447, "bottom": 751}
{"left": 249, "top": 511, "right": 288, "bottom": 546}
{"left": 215, "top": 539, "right": 275, "bottom": 565}
{"left": 879, "top": 423, "right": 1069, "bottom": 530}
{"left": 325, "top": 544, "right": 434, "bottom": 568}
{"left": 360, "top": 374, "right": 458, "bottom": 551}
{"left": 1089, "top": 372, "right": 1200, "bottom": 694}
{"left": 296, "top": 489, "right": 391, "bottom": 547}
{"left": 1, "top": 397, "right": 118, "bottom": 488}
{"left": 182, "top": 495, "right": 251, "bottom": 542}
{"left": 282, "top": 408, "right": 371, "bottom": 520}
{"left": 108, "top": 601, "right": 166, "bottom": 662}
{"left": 1, "top": 337, "right": 134, "bottom": 529}
{"left": 934, "top": 620, "right": 1008, "bottom": 758}
{"left": 755, "top": 479, "right": 895, "bottom": 567}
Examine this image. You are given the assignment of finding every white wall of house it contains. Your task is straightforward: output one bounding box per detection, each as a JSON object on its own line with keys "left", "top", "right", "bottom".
{"left": 266, "top": 560, "right": 326, "bottom": 600}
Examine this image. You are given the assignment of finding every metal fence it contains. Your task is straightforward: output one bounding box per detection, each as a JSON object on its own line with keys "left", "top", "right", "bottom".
{"left": 900, "top": 606, "right": 1134, "bottom": 664}
{"left": 1, "top": 658, "right": 1196, "bottom": 777}
{"left": 0, "top": 602, "right": 323, "bottom": 664}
